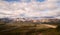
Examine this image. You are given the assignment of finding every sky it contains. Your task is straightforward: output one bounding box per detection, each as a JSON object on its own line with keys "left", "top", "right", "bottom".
{"left": 0, "top": 0, "right": 60, "bottom": 19}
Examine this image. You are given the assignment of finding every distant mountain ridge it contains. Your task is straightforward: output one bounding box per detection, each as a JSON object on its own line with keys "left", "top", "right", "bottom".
{"left": 0, "top": 18, "right": 13, "bottom": 23}
{"left": 0, "top": 17, "right": 60, "bottom": 23}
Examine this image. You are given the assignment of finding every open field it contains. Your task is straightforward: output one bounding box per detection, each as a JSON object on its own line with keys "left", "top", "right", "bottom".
{"left": 0, "top": 21, "right": 60, "bottom": 35}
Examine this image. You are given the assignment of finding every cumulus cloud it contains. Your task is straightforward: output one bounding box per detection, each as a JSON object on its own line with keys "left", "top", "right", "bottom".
{"left": 0, "top": 0, "right": 60, "bottom": 18}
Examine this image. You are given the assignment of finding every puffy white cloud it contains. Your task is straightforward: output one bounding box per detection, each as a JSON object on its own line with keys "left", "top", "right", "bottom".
{"left": 0, "top": 0, "right": 60, "bottom": 18}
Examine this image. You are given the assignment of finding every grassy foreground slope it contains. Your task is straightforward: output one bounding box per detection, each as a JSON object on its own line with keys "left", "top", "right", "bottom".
{"left": 0, "top": 21, "right": 60, "bottom": 35}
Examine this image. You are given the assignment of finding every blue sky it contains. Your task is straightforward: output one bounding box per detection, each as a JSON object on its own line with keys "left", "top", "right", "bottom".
{"left": 36, "top": 0, "right": 45, "bottom": 2}
{"left": 4, "top": 0, "right": 20, "bottom": 2}
{"left": 4, "top": 0, "right": 45, "bottom": 2}
{"left": 0, "top": 0, "right": 60, "bottom": 19}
